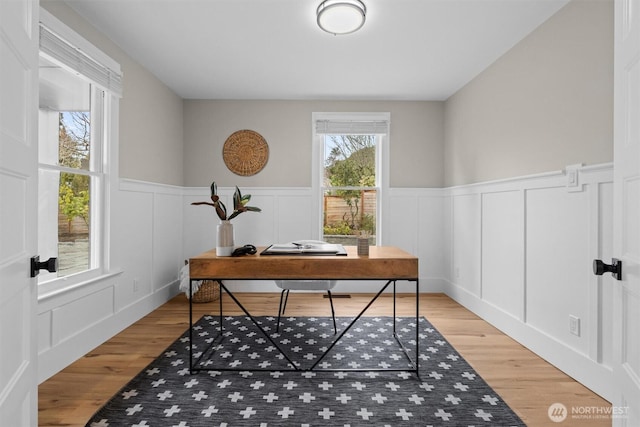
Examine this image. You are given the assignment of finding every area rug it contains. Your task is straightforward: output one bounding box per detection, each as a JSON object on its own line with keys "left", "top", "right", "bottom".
{"left": 86, "top": 315, "right": 524, "bottom": 426}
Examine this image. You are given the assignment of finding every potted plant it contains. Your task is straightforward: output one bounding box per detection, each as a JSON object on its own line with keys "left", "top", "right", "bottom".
{"left": 192, "top": 182, "right": 261, "bottom": 255}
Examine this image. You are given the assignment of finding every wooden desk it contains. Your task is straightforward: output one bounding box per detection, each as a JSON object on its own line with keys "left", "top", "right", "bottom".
{"left": 188, "top": 246, "right": 420, "bottom": 376}
{"left": 190, "top": 245, "right": 418, "bottom": 280}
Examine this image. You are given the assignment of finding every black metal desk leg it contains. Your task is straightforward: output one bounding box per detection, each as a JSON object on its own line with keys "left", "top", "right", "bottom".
{"left": 189, "top": 278, "right": 194, "bottom": 373}
{"left": 393, "top": 280, "right": 397, "bottom": 335}
{"left": 218, "top": 281, "right": 223, "bottom": 334}
{"left": 416, "top": 279, "right": 420, "bottom": 378}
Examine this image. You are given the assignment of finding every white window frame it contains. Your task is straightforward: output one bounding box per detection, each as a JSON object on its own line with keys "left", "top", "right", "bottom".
{"left": 312, "top": 112, "right": 390, "bottom": 244}
{"left": 37, "top": 9, "right": 120, "bottom": 298}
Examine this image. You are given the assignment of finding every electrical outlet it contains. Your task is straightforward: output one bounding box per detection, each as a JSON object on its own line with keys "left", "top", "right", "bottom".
{"left": 455, "top": 267, "right": 460, "bottom": 279}
{"left": 569, "top": 315, "right": 580, "bottom": 336}
{"left": 133, "top": 278, "right": 139, "bottom": 292}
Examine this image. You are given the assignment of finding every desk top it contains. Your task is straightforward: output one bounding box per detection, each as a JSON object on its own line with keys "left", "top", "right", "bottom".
{"left": 189, "top": 246, "right": 418, "bottom": 280}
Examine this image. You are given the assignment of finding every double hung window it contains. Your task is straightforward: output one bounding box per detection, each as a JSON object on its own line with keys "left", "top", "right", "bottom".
{"left": 37, "top": 10, "right": 121, "bottom": 293}
{"left": 313, "top": 113, "right": 390, "bottom": 246}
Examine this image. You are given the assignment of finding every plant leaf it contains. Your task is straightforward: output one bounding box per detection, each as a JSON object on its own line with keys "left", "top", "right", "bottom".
{"left": 194, "top": 183, "right": 260, "bottom": 221}
{"left": 233, "top": 190, "right": 241, "bottom": 210}
{"left": 215, "top": 201, "right": 227, "bottom": 220}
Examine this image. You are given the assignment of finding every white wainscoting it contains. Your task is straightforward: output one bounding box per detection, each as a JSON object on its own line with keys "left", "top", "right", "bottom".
{"left": 444, "top": 163, "right": 615, "bottom": 401}
{"left": 386, "top": 187, "right": 448, "bottom": 292}
{"left": 37, "top": 179, "right": 184, "bottom": 383}
{"left": 38, "top": 167, "right": 615, "bottom": 402}
{"left": 183, "top": 186, "right": 443, "bottom": 294}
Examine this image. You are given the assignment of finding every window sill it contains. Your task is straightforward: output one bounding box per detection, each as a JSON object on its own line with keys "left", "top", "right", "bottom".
{"left": 37, "top": 269, "right": 123, "bottom": 303}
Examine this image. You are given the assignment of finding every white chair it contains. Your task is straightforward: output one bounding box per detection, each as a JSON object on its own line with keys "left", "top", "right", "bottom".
{"left": 274, "top": 241, "right": 338, "bottom": 334}
{"left": 275, "top": 279, "right": 338, "bottom": 334}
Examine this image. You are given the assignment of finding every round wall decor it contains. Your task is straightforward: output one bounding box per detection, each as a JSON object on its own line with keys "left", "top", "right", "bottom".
{"left": 222, "top": 130, "right": 269, "bottom": 176}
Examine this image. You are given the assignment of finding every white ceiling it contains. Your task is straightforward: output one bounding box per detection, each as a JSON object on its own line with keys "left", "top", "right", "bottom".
{"left": 63, "top": 0, "right": 569, "bottom": 101}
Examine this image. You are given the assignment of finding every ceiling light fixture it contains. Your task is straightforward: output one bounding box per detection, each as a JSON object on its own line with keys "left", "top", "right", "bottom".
{"left": 317, "top": 0, "right": 366, "bottom": 35}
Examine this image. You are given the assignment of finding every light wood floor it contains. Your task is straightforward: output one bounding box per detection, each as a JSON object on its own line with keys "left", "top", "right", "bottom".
{"left": 38, "top": 293, "right": 611, "bottom": 426}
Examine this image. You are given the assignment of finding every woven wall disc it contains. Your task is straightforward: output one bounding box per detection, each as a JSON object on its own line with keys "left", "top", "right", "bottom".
{"left": 222, "top": 130, "right": 269, "bottom": 176}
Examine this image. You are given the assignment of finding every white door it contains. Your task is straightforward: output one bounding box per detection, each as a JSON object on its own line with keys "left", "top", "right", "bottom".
{"left": 611, "top": 0, "right": 640, "bottom": 424}
{"left": 0, "top": 0, "right": 39, "bottom": 425}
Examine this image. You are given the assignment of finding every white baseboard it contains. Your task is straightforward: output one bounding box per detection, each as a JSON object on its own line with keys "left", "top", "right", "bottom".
{"left": 443, "top": 280, "right": 613, "bottom": 401}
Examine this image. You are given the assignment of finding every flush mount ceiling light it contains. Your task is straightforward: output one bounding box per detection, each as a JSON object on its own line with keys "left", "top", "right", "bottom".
{"left": 317, "top": 0, "right": 366, "bottom": 35}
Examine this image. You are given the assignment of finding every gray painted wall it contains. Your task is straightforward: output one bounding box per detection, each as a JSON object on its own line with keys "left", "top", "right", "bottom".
{"left": 45, "top": 0, "right": 613, "bottom": 189}
{"left": 183, "top": 100, "right": 444, "bottom": 188}
{"left": 184, "top": 0, "right": 613, "bottom": 189}
{"left": 443, "top": 0, "right": 614, "bottom": 186}
{"left": 43, "top": 1, "right": 185, "bottom": 186}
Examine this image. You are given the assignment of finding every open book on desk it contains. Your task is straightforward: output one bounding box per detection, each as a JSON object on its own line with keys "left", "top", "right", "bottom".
{"left": 261, "top": 241, "right": 347, "bottom": 256}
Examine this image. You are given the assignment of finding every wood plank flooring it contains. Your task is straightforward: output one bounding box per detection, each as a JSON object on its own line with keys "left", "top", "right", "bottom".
{"left": 38, "top": 293, "right": 611, "bottom": 426}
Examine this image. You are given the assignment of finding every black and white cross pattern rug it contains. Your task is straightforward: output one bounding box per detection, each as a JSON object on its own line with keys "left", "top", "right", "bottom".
{"left": 86, "top": 315, "right": 524, "bottom": 426}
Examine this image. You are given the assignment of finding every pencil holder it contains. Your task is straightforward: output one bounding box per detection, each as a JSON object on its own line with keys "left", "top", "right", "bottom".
{"left": 357, "top": 237, "right": 369, "bottom": 256}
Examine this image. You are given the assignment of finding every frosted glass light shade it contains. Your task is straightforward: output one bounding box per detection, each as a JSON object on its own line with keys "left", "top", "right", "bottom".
{"left": 317, "top": 0, "right": 366, "bottom": 35}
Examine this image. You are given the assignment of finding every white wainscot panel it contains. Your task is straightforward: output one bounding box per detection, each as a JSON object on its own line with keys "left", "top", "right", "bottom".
{"left": 417, "top": 194, "right": 446, "bottom": 285}
{"left": 112, "top": 190, "right": 153, "bottom": 307}
{"left": 526, "top": 187, "right": 590, "bottom": 354}
{"left": 452, "top": 193, "right": 481, "bottom": 296}
{"left": 183, "top": 193, "right": 217, "bottom": 257}
{"left": 481, "top": 191, "right": 524, "bottom": 319}
{"left": 387, "top": 194, "right": 418, "bottom": 253}
{"left": 233, "top": 194, "right": 276, "bottom": 247}
{"left": 153, "top": 193, "right": 184, "bottom": 291}
{"left": 51, "top": 286, "right": 114, "bottom": 346}
{"left": 441, "top": 194, "right": 452, "bottom": 282}
{"left": 274, "top": 194, "right": 315, "bottom": 243}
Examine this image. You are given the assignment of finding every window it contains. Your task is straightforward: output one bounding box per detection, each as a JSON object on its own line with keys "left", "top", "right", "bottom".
{"left": 313, "top": 113, "right": 390, "bottom": 246}
{"left": 38, "top": 61, "right": 102, "bottom": 279}
{"left": 37, "top": 9, "right": 121, "bottom": 293}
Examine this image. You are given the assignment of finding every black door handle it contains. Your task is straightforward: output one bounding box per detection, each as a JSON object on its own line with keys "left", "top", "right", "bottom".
{"left": 30, "top": 256, "right": 58, "bottom": 277}
{"left": 593, "top": 258, "right": 622, "bottom": 281}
